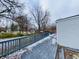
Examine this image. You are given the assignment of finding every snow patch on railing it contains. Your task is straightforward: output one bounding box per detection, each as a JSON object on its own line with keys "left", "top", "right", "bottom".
{"left": 26, "top": 34, "right": 56, "bottom": 50}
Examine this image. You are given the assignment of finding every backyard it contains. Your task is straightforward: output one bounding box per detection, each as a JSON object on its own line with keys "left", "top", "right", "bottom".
{"left": 0, "top": 0, "right": 56, "bottom": 58}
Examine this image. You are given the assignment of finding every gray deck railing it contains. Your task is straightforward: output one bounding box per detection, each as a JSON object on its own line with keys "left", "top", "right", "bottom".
{"left": 0, "top": 32, "right": 50, "bottom": 58}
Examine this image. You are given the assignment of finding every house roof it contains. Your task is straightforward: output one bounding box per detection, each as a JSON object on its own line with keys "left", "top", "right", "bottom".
{"left": 0, "top": 19, "right": 18, "bottom": 28}
{"left": 56, "top": 14, "right": 79, "bottom": 23}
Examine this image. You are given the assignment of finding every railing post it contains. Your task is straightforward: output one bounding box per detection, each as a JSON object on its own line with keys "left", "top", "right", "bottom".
{"left": 61, "top": 47, "right": 65, "bottom": 59}
{"left": 2, "top": 42, "right": 3, "bottom": 57}
{"left": 4, "top": 42, "right": 6, "bottom": 56}
{"left": 8, "top": 41, "right": 9, "bottom": 55}
{"left": 53, "top": 44, "right": 58, "bottom": 59}
{"left": 19, "top": 38, "right": 21, "bottom": 50}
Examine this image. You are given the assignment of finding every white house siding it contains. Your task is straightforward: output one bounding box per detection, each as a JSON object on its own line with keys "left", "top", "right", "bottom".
{"left": 56, "top": 15, "right": 79, "bottom": 49}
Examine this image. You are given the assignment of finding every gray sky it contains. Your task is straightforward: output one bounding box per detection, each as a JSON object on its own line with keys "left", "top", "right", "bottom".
{"left": 40, "top": 0, "right": 79, "bottom": 22}
{"left": 20, "top": 0, "right": 79, "bottom": 23}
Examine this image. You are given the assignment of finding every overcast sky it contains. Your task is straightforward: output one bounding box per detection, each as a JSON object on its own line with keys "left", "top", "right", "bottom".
{"left": 20, "top": 0, "right": 79, "bottom": 23}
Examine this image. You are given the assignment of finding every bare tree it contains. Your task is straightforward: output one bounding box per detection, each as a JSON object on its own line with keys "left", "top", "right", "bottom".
{"left": 41, "top": 11, "right": 50, "bottom": 31}
{"left": 29, "top": 5, "right": 50, "bottom": 33}
{"left": 14, "top": 15, "right": 28, "bottom": 32}
{"left": 11, "top": 22, "right": 18, "bottom": 31}
{"left": 0, "top": 0, "right": 22, "bottom": 19}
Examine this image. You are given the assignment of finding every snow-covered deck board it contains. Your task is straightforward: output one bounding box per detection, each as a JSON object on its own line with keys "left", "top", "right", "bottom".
{"left": 21, "top": 34, "right": 57, "bottom": 59}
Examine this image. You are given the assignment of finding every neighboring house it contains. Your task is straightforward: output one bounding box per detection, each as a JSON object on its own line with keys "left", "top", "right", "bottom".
{"left": 0, "top": 27, "right": 6, "bottom": 32}
{"left": 44, "top": 26, "right": 56, "bottom": 33}
{"left": 0, "top": 18, "right": 19, "bottom": 32}
{"left": 56, "top": 15, "right": 79, "bottom": 49}
{"left": 28, "top": 23, "right": 38, "bottom": 32}
{"left": 28, "top": 27, "right": 37, "bottom": 33}
{"left": 42, "top": 23, "right": 56, "bottom": 33}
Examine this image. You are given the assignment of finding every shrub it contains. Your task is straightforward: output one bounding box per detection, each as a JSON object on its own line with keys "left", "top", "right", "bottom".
{"left": 0, "top": 32, "right": 24, "bottom": 39}
{"left": 0, "top": 33, "right": 16, "bottom": 38}
{"left": 0, "top": 32, "right": 38, "bottom": 39}
{"left": 16, "top": 32, "right": 24, "bottom": 37}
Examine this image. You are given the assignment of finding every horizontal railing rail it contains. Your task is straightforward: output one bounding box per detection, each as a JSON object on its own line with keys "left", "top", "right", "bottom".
{"left": 0, "top": 32, "right": 51, "bottom": 58}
